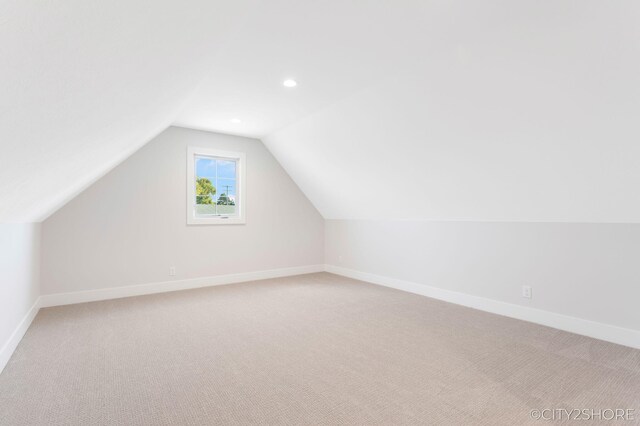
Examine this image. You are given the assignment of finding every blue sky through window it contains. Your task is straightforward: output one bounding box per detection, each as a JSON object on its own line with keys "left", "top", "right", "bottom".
{"left": 196, "top": 157, "right": 237, "bottom": 202}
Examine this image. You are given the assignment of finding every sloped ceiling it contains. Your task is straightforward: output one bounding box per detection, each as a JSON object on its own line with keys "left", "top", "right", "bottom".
{"left": 0, "top": 0, "right": 257, "bottom": 222}
{"left": 3, "top": 1, "right": 640, "bottom": 223}
{"left": 182, "top": 0, "right": 640, "bottom": 222}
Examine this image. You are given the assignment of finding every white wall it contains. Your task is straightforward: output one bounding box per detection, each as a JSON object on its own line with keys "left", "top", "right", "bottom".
{"left": 41, "top": 127, "right": 324, "bottom": 294}
{"left": 326, "top": 220, "right": 640, "bottom": 337}
{"left": 0, "top": 223, "right": 40, "bottom": 370}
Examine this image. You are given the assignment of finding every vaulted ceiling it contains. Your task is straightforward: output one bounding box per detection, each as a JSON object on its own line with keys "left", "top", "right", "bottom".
{"left": 0, "top": 0, "right": 256, "bottom": 222}
{"left": 3, "top": 1, "right": 640, "bottom": 223}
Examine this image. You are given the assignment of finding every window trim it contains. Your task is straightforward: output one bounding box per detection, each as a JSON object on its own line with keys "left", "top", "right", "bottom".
{"left": 186, "top": 146, "right": 246, "bottom": 225}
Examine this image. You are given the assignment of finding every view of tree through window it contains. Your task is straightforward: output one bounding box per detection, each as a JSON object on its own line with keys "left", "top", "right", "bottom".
{"left": 195, "top": 156, "right": 237, "bottom": 216}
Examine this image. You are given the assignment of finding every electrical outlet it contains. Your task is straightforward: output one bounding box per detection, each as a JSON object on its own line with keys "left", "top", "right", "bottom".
{"left": 522, "top": 285, "right": 532, "bottom": 299}
{"left": 169, "top": 266, "right": 176, "bottom": 276}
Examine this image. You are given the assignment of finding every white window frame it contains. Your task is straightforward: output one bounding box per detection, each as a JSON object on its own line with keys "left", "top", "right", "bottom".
{"left": 186, "top": 146, "right": 246, "bottom": 225}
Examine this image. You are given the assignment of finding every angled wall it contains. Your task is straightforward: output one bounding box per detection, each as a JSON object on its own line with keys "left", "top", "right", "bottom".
{"left": 41, "top": 127, "right": 324, "bottom": 295}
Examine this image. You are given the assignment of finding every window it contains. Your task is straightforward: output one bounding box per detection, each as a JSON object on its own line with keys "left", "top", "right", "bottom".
{"left": 187, "top": 147, "right": 245, "bottom": 225}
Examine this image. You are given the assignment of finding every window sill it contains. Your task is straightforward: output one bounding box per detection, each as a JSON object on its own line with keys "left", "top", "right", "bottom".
{"left": 187, "top": 216, "right": 246, "bottom": 225}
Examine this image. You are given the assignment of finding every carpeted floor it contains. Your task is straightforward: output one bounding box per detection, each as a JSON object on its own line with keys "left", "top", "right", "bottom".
{"left": 1, "top": 272, "right": 639, "bottom": 425}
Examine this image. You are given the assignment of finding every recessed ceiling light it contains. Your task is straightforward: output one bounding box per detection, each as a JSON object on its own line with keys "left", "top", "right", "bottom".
{"left": 230, "top": 118, "right": 242, "bottom": 124}
{"left": 283, "top": 79, "right": 297, "bottom": 88}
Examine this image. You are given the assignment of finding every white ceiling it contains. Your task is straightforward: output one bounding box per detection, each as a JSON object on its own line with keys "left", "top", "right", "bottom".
{"left": 3, "top": 1, "right": 640, "bottom": 223}
{"left": 173, "top": 0, "right": 424, "bottom": 137}
{"left": 183, "top": 1, "right": 640, "bottom": 222}
{"left": 0, "top": 0, "right": 256, "bottom": 222}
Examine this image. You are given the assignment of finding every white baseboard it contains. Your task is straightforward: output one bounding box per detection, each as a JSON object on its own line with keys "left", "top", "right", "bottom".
{"left": 324, "top": 264, "right": 640, "bottom": 350}
{"left": 40, "top": 264, "right": 325, "bottom": 308}
{"left": 0, "top": 298, "right": 41, "bottom": 375}
{"left": 4, "top": 263, "right": 636, "bottom": 377}
{"left": 0, "top": 265, "right": 323, "bottom": 375}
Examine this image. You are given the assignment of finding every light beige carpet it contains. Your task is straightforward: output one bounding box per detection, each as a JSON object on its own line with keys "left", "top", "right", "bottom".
{"left": 1, "top": 272, "right": 639, "bottom": 425}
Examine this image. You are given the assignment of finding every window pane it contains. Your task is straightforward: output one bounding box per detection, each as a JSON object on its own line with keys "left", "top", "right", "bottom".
{"left": 216, "top": 179, "right": 236, "bottom": 198}
{"left": 215, "top": 204, "right": 236, "bottom": 216}
{"left": 193, "top": 156, "right": 239, "bottom": 217}
{"left": 195, "top": 204, "right": 217, "bottom": 215}
{"left": 216, "top": 178, "right": 236, "bottom": 216}
{"left": 217, "top": 160, "right": 236, "bottom": 179}
{"left": 196, "top": 157, "right": 216, "bottom": 180}
{"left": 195, "top": 157, "right": 217, "bottom": 208}
{"left": 188, "top": 148, "right": 244, "bottom": 223}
